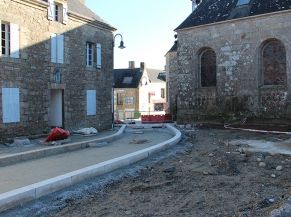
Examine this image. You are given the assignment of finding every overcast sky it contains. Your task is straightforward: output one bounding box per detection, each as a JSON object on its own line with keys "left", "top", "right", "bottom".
{"left": 86, "top": 0, "right": 192, "bottom": 70}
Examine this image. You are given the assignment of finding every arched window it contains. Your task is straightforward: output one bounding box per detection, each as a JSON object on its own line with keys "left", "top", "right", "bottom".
{"left": 200, "top": 48, "right": 216, "bottom": 87}
{"left": 262, "top": 39, "right": 286, "bottom": 86}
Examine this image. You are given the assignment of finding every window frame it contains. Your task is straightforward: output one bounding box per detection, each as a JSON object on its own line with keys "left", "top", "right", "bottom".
{"left": 260, "top": 39, "right": 287, "bottom": 87}
{"left": 86, "top": 42, "right": 94, "bottom": 67}
{"left": 117, "top": 93, "right": 124, "bottom": 105}
{"left": 1, "top": 22, "right": 10, "bottom": 56}
{"left": 125, "top": 96, "right": 134, "bottom": 105}
{"left": 161, "top": 88, "right": 165, "bottom": 98}
{"left": 199, "top": 48, "right": 217, "bottom": 88}
{"left": 55, "top": 3, "right": 59, "bottom": 21}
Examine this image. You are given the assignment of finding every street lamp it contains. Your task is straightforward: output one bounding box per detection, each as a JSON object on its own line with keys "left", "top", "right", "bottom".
{"left": 112, "top": 33, "right": 126, "bottom": 128}
{"left": 113, "top": 33, "right": 126, "bottom": 49}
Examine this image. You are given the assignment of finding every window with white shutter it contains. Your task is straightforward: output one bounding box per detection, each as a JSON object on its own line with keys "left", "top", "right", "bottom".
{"left": 48, "top": 0, "right": 67, "bottom": 24}
{"left": 96, "top": 43, "right": 102, "bottom": 69}
{"left": 51, "top": 33, "right": 64, "bottom": 63}
{"left": 2, "top": 88, "right": 20, "bottom": 123}
{"left": 86, "top": 90, "right": 96, "bottom": 116}
{"left": 1, "top": 22, "right": 19, "bottom": 58}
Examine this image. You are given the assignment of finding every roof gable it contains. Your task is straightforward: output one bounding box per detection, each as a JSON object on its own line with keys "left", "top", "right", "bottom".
{"left": 147, "top": 69, "right": 166, "bottom": 83}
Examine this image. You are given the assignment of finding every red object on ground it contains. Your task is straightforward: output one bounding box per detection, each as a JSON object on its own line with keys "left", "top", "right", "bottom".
{"left": 114, "top": 119, "right": 125, "bottom": 124}
{"left": 141, "top": 114, "right": 173, "bottom": 123}
{"left": 46, "top": 127, "right": 70, "bottom": 142}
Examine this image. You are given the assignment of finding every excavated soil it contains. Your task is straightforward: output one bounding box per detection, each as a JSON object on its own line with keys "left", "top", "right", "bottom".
{"left": 47, "top": 127, "right": 291, "bottom": 217}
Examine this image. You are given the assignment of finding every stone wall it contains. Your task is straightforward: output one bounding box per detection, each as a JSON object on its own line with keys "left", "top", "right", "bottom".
{"left": 174, "top": 10, "right": 291, "bottom": 123}
{"left": 165, "top": 50, "right": 178, "bottom": 120}
{"left": 0, "top": 0, "right": 114, "bottom": 141}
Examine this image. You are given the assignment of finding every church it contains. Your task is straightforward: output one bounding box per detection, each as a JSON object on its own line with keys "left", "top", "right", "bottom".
{"left": 166, "top": 0, "right": 291, "bottom": 123}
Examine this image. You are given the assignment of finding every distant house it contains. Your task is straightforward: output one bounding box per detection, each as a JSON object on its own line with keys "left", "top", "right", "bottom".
{"left": 113, "top": 62, "right": 166, "bottom": 120}
{"left": 147, "top": 69, "right": 167, "bottom": 114}
{"left": 166, "top": 0, "right": 291, "bottom": 123}
{"left": 0, "top": 0, "right": 116, "bottom": 141}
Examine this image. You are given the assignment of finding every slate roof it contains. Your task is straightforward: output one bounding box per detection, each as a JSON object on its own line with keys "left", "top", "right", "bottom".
{"left": 147, "top": 69, "right": 166, "bottom": 83}
{"left": 166, "top": 41, "right": 178, "bottom": 55}
{"left": 43, "top": 0, "right": 115, "bottom": 30}
{"left": 176, "top": 0, "right": 291, "bottom": 30}
{"left": 113, "top": 68, "right": 143, "bottom": 88}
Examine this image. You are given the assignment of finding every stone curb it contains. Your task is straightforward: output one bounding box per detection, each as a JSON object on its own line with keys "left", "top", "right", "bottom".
{"left": 0, "top": 124, "right": 181, "bottom": 213}
{"left": 0, "top": 125, "right": 127, "bottom": 167}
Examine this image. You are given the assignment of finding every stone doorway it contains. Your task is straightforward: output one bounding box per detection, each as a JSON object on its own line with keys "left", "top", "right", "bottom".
{"left": 49, "top": 89, "right": 64, "bottom": 127}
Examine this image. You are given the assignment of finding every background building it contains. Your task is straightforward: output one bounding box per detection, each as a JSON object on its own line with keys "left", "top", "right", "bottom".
{"left": 113, "top": 61, "right": 166, "bottom": 121}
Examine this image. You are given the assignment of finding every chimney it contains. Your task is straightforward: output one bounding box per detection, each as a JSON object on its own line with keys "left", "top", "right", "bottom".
{"left": 140, "top": 62, "right": 145, "bottom": 70}
{"left": 128, "top": 61, "right": 135, "bottom": 69}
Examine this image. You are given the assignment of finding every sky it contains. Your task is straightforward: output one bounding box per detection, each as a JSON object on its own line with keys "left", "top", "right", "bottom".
{"left": 86, "top": 0, "right": 192, "bottom": 70}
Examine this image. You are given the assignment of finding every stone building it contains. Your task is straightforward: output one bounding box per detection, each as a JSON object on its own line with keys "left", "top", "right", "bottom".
{"left": 167, "top": 0, "right": 291, "bottom": 123}
{"left": 0, "top": 0, "right": 116, "bottom": 141}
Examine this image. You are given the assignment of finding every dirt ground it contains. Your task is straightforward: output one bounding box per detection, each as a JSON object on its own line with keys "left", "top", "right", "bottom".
{"left": 48, "top": 127, "right": 290, "bottom": 217}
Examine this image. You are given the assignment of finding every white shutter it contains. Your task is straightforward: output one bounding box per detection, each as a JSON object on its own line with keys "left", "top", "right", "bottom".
{"left": 86, "top": 90, "right": 96, "bottom": 116}
{"left": 51, "top": 33, "right": 57, "bottom": 63}
{"left": 62, "top": 2, "right": 68, "bottom": 24}
{"left": 10, "top": 23, "right": 20, "bottom": 58}
{"left": 57, "top": 34, "right": 64, "bottom": 63}
{"left": 48, "top": 0, "right": 55, "bottom": 21}
{"left": 96, "top": 43, "right": 102, "bottom": 69}
{"left": 2, "top": 88, "right": 20, "bottom": 123}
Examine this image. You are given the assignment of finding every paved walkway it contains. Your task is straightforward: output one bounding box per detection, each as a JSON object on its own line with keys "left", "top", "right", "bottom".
{"left": 0, "top": 129, "right": 118, "bottom": 157}
{"left": 0, "top": 129, "right": 172, "bottom": 194}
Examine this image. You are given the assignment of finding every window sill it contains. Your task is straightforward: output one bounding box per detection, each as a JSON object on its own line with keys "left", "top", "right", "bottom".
{"left": 85, "top": 67, "right": 102, "bottom": 72}
{"left": 259, "top": 85, "right": 287, "bottom": 91}
{"left": 197, "top": 86, "right": 217, "bottom": 90}
{"left": 0, "top": 56, "right": 22, "bottom": 63}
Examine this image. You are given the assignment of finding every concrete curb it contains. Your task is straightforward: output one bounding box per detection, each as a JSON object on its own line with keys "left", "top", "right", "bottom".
{"left": 0, "top": 124, "right": 181, "bottom": 213}
{"left": 0, "top": 125, "right": 126, "bottom": 167}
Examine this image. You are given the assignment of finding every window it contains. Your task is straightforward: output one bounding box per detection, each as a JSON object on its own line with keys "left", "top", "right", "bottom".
{"left": 2, "top": 88, "right": 20, "bottom": 123}
{"left": 48, "top": 0, "right": 68, "bottom": 24}
{"left": 86, "top": 90, "right": 96, "bottom": 116}
{"left": 117, "top": 93, "right": 124, "bottom": 105}
{"left": 200, "top": 48, "right": 216, "bottom": 87}
{"left": 154, "top": 103, "right": 164, "bottom": 111}
{"left": 125, "top": 96, "right": 134, "bottom": 105}
{"left": 1, "top": 22, "right": 19, "bottom": 58}
{"left": 86, "top": 42, "right": 102, "bottom": 69}
{"left": 236, "top": 0, "right": 251, "bottom": 6}
{"left": 261, "top": 39, "right": 286, "bottom": 86}
{"left": 1, "top": 23, "right": 10, "bottom": 56}
{"left": 55, "top": 3, "right": 60, "bottom": 21}
{"left": 51, "top": 33, "right": 64, "bottom": 63}
{"left": 86, "top": 42, "right": 93, "bottom": 67}
{"left": 161, "top": 88, "right": 165, "bottom": 98}
{"left": 122, "top": 77, "right": 133, "bottom": 84}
